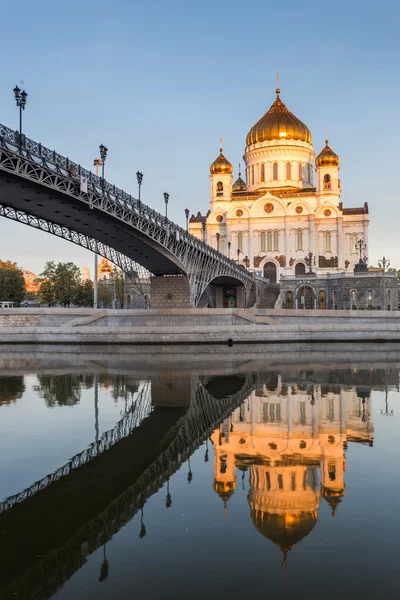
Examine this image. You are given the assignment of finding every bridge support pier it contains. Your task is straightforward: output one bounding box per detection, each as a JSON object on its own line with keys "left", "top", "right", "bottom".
{"left": 150, "top": 275, "right": 191, "bottom": 308}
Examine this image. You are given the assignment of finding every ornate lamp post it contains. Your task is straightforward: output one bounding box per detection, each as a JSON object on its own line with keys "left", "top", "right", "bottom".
{"left": 164, "top": 192, "right": 169, "bottom": 219}
{"left": 13, "top": 86, "right": 28, "bottom": 141}
{"left": 304, "top": 250, "right": 315, "bottom": 274}
{"left": 244, "top": 255, "right": 248, "bottom": 270}
{"left": 378, "top": 255, "right": 390, "bottom": 310}
{"left": 237, "top": 248, "right": 241, "bottom": 264}
{"left": 185, "top": 208, "right": 190, "bottom": 231}
{"left": 216, "top": 232, "right": 220, "bottom": 252}
{"left": 227, "top": 241, "right": 231, "bottom": 259}
{"left": 99, "top": 144, "right": 108, "bottom": 190}
{"left": 202, "top": 220, "right": 206, "bottom": 243}
{"left": 136, "top": 171, "right": 143, "bottom": 204}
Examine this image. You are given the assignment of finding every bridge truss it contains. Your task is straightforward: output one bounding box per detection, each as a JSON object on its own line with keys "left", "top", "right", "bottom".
{"left": 0, "top": 124, "right": 264, "bottom": 306}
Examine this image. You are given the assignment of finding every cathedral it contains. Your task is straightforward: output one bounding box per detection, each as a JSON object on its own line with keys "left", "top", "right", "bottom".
{"left": 189, "top": 86, "right": 369, "bottom": 283}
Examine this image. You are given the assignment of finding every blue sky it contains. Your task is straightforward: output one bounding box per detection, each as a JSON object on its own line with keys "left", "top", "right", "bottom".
{"left": 0, "top": 0, "right": 399, "bottom": 275}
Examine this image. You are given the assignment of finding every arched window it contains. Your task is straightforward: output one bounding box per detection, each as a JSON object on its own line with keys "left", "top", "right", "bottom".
{"left": 273, "top": 231, "right": 279, "bottom": 251}
{"left": 267, "top": 231, "right": 273, "bottom": 252}
{"left": 261, "top": 231, "right": 266, "bottom": 252}
{"left": 260, "top": 163, "right": 265, "bottom": 182}
{"left": 273, "top": 162, "right": 278, "bottom": 181}
{"left": 351, "top": 233, "right": 358, "bottom": 254}
{"left": 296, "top": 229, "right": 303, "bottom": 251}
{"left": 286, "top": 291, "right": 293, "bottom": 309}
{"left": 298, "top": 163, "right": 303, "bottom": 181}
{"left": 237, "top": 232, "right": 243, "bottom": 252}
{"left": 332, "top": 290, "right": 338, "bottom": 309}
{"left": 367, "top": 290, "right": 373, "bottom": 307}
{"left": 216, "top": 181, "right": 223, "bottom": 196}
{"left": 323, "top": 174, "right": 331, "bottom": 190}
{"left": 251, "top": 166, "right": 254, "bottom": 185}
{"left": 351, "top": 289, "right": 357, "bottom": 309}
{"left": 308, "top": 164, "right": 313, "bottom": 184}
{"left": 286, "top": 162, "right": 291, "bottom": 180}
{"left": 325, "top": 231, "right": 332, "bottom": 253}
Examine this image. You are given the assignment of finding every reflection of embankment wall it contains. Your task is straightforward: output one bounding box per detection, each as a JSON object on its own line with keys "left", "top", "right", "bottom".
{"left": 2, "top": 307, "right": 400, "bottom": 344}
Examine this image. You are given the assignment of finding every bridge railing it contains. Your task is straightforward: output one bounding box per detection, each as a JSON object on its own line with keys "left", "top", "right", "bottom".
{"left": 0, "top": 123, "right": 258, "bottom": 282}
{"left": 0, "top": 381, "right": 151, "bottom": 515}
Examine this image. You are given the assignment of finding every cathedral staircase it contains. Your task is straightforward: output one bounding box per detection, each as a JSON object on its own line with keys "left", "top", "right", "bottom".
{"left": 258, "top": 283, "right": 280, "bottom": 309}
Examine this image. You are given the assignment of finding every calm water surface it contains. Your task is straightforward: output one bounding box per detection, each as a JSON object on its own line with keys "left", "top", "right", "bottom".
{"left": 0, "top": 348, "right": 399, "bottom": 600}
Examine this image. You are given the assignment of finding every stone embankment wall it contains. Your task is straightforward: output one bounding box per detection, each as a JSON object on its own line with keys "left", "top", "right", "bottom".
{"left": 1, "top": 307, "right": 400, "bottom": 344}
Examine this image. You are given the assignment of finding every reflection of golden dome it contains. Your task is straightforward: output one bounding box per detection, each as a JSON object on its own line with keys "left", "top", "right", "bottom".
{"left": 210, "top": 146, "right": 233, "bottom": 175}
{"left": 321, "top": 485, "right": 345, "bottom": 517}
{"left": 251, "top": 509, "right": 318, "bottom": 555}
{"left": 246, "top": 89, "right": 312, "bottom": 146}
{"left": 214, "top": 480, "right": 236, "bottom": 503}
{"left": 315, "top": 140, "right": 340, "bottom": 167}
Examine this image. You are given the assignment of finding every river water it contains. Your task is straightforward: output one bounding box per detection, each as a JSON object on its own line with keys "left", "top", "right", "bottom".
{"left": 0, "top": 345, "right": 399, "bottom": 599}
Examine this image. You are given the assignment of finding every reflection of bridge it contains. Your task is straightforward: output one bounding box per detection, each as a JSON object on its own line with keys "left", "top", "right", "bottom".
{"left": 0, "top": 124, "right": 267, "bottom": 306}
{"left": 0, "top": 374, "right": 255, "bottom": 600}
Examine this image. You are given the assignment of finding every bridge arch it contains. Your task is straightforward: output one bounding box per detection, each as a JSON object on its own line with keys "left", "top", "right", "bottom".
{"left": 0, "top": 125, "right": 264, "bottom": 307}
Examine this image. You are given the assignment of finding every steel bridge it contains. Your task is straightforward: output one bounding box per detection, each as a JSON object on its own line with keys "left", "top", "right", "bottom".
{"left": 0, "top": 373, "right": 256, "bottom": 600}
{"left": 0, "top": 124, "right": 267, "bottom": 306}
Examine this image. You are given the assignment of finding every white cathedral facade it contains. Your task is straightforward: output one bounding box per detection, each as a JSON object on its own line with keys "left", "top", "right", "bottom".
{"left": 189, "top": 86, "right": 369, "bottom": 283}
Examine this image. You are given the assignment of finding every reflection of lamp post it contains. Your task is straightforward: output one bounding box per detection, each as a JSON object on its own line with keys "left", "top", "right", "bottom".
{"left": 98, "top": 544, "right": 109, "bottom": 582}
{"left": 13, "top": 85, "right": 28, "bottom": 141}
{"left": 185, "top": 208, "right": 189, "bottom": 230}
{"left": 227, "top": 241, "right": 231, "bottom": 259}
{"left": 381, "top": 368, "right": 394, "bottom": 416}
{"left": 378, "top": 255, "right": 390, "bottom": 310}
{"left": 136, "top": 171, "right": 143, "bottom": 205}
{"left": 164, "top": 192, "right": 169, "bottom": 219}
{"left": 187, "top": 458, "right": 193, "bottom": 483}
{"left": 166, "top": 480, "right": 172, "bottom": 508}
{"left": 139, "top": 507, "right": 146, "bottom": 538}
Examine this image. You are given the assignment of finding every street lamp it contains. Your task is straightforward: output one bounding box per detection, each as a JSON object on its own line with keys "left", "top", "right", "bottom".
{"left": 202, "top": 220, "right": 206, "bottom": 243}
{"left": 164, "top": 192, "right": 169, "bottom": 219}
{"left": 244, "top": 255, "right": 248, "bottom": 270}
{"left": 216, "top": 232, "right": 220, "bottom": 252}
{"left": 99, "top": 144, "right": 108, "bottom": 190}
{"left": 185, "top": 208, "right": 190, "bottom": 231}
{"left": 136, "top": 171, "right": 143, "bottom": 204}
{"left": 13, "top": 85, "right": 28, "bottom": 141}
{"left": 237, "top": 248, "right": 241, "bottom": 264}
{"left": 378, "top": 255, "right": 390, "bottom": 310}
{"left": 228, "top": 241, "right": 231, "bottom": 259}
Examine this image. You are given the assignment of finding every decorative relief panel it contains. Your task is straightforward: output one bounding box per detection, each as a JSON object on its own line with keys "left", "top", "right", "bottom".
{"left": 319, "top": 255, "right": 338, "bottom": 268}
{"left": 264, "top": 203, "right": 274, "bottom": 213}
{"left": 275, "top": 255, "right": 286, "bottom": 267}
{"left": 216, "top": 215, "right": 223, "bottom": 222}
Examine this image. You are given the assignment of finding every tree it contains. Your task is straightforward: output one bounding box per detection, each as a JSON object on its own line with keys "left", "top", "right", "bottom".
{"left": 98, "top": 280, "right": 113, "bottom": 308}
{"left": 36, "top": 261, "right": 81, "bottom": 307}
{"left": 0, "top": 260, "right": 26, "bottom": 304}
{"left": 75, "top": 280, "right": 94, "bottom": 307}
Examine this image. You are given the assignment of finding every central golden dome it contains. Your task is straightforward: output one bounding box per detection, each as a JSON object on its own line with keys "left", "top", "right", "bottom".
{"left": 246, "top": 89, "right": 312, "bottom": 146}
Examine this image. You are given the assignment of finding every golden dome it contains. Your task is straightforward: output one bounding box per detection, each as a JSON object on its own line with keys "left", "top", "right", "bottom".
{"left": 315, "top": 139, "right": 340, "bottom": 167}
{"left": 246, "top": 88, "right": 312, "bottom": 146}
{"left": 210, "top": 145, "right": 233, "bottom": 175}
{"left": 232, "top": 164, "right": 246, "bottom": 192}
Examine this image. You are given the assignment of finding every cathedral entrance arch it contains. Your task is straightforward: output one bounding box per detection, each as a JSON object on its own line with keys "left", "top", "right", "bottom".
{"left": 296, "top": 285, "right": 315, "bottom": 309}
{"left": 295, "top": 262, "right": 306, "bottom": 276}
{"left": 263, "top": 261, "right": 277, "bottom": 283}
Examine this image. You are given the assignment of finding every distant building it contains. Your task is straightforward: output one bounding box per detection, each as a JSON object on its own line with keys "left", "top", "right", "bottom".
{"left": 22, "top": 270, "right": 40, "bottom": 293}
{"left": 98, "top": 258, "right": 113, "bottom": 281}
{"left": 81, "top": 266, "right": 91, "bottom": 282}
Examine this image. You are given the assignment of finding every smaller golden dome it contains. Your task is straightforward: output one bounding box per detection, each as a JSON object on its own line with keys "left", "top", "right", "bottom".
{"left": 210, "top": 144, "right": 233, "bottom": 175}
{"left": 232, "top": 164, "right": 246, "bottom": 192}
{"left": 315, "top": 139, "right": 340, "bottom": 167}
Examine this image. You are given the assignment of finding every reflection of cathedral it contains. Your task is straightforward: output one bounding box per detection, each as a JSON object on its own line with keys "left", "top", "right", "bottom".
{"left": 211, "top": 377, "right": 374, "bottom": 564}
